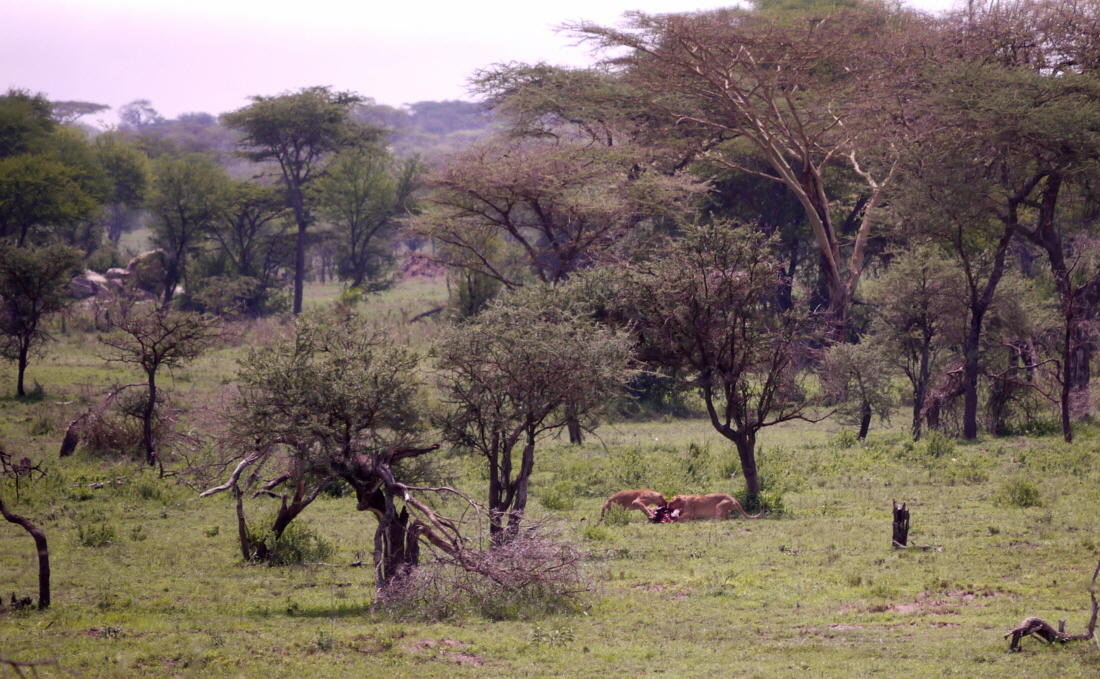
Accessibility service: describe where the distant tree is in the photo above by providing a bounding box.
[821,342,894,441]
[861,247,966,439]
[202,181,292,314]
[222,87,372,314]
[146,153,229,306]
[435,284,634,543]
[316,145,421,290]
[175,112,216,126]
[0,241,83,396]
[97,297,223,467]
[413,136,698,288]
[0,89,55,158]
[94,133,149,244]
[604,222,818,502]
[406,100,487,136]
[118,99,165,130]
[0,155,102,246]
[49,100,110,126]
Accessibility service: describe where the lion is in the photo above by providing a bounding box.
[599,489,667,522]
[666,493,761,520]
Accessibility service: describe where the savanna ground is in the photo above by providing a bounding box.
[2,276,1099,678]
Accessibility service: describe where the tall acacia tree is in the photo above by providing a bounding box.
[222,87,372,314]
[604,222,818,502]
[572,2,925,333]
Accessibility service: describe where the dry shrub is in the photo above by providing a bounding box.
[79,389,176,460]
[374,523,597,621]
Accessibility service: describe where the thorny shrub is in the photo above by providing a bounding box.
[374,523,597,621]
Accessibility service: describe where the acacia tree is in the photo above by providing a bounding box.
[940,0,1100,440]
[98,297,223,467]
[203,181,293,314]
[605,222,818,502]
[0,242,83,396]
[222,87,371,314]
[316,145,421,290]
[572,3,924,332]
[412,135,698,289]
[434,284,634,543]
[212,308,444,586]
[861,247,966,440]
[146,153,229,306]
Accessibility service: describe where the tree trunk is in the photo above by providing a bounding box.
[0,497,50,609]
[142,374,157,466]
[732,431,760,502]
[857,398,872,441]
[505,436,537,542]
[16,342,28,398]
[891,500,910,548]
[912,335,933,441]
[566,417,583,445]
[235,486,251,561]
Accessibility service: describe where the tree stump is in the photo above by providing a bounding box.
[892,500,910,548]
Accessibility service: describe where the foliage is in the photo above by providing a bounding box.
[232,307,425,469]
[995,477,1044,508]
[434,283,635,541]
[244,517,334,565]
[315,145,421,291]
[601,221,819,498]
[0,241,83,396]
[222,86,375,314]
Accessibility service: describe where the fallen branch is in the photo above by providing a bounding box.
[1005,559,1100,651]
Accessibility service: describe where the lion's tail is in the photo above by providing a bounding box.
[736,504,762,520]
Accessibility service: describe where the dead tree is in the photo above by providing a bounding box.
[0,496,50,609]
[1005,559,1100,651]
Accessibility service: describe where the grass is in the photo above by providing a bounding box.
[2,279,1100,677]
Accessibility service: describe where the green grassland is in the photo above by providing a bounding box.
[2,280,1099,678]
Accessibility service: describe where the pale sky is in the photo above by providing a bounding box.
[2,0,958,126]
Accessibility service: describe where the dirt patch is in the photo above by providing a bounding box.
[445,652,484,666]
[889,589,999,615]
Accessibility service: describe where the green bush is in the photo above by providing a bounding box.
[539,484,578,511]
[996,478,1043,508]
[601,504,632,527]
[78,521,117,547]
[246,519,334,565]
[923,431,955,459]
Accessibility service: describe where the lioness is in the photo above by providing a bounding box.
[666,493,761,520]
[599,489,667,522]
